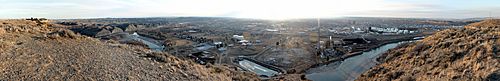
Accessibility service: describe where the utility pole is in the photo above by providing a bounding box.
[489,11,492,19]
[317,18,321,55]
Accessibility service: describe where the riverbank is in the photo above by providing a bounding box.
[267,35,425,80]
[305,40,417,81]
[304,36,420,73]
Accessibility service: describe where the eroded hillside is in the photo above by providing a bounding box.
[0,20,258,80]
[357,19,500,81]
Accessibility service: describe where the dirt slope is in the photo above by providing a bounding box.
[357,19,500,81]
[0,20,258,80]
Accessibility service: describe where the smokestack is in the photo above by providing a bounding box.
[317,18,321,52]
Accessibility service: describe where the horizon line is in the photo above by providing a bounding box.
[2,16,496,20]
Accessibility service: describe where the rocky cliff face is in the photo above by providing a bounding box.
[0,20,258,80]
[357,19,500,81]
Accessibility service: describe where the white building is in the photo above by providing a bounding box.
[233,35,244,40]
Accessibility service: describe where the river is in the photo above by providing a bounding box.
[130,32,165,51]
[305,41,414,81]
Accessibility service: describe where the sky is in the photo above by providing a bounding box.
[1,0,500,19]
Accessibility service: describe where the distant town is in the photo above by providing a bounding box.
[55,17,478,79]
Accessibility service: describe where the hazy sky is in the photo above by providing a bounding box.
[1,0,499,19]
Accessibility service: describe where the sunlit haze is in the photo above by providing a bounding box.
[1,0,500,19]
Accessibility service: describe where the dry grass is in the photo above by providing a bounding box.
[0,20,259,80]
[358,19,500,81]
